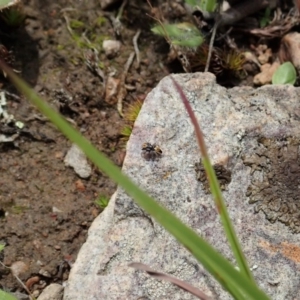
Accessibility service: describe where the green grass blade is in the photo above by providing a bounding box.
[0,290,17,300]
[170,76,255,282]
[1,63,270,300]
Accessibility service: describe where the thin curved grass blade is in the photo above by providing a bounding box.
[129,262,213,300]
[170,76,255,283]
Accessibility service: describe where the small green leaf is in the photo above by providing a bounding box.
[272,62,297,85]
[151,24,185,39]
[0,243,5,252]
[199,0,216,12]
[184,0,199,6]
[151,23,204,48]
[172,36,203,48]
[0,290,18,300]
[184,0,216,12]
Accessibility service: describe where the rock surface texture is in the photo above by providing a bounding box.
[38,283,64,300]
[64,73,300,300]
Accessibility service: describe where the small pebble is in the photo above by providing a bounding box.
[33,239,42,250]
[39,268,51,278]
[103,40,121,58]
[37,283,64,300]
[64,144,92,179]
[52,206,63,213]
[31,290,40,298]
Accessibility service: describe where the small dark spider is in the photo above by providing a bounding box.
[141,142,162,161]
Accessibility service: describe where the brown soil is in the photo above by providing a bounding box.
[0,0,169,296]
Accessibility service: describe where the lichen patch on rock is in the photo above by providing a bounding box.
[243,136,300,233]
[195,160,232,194]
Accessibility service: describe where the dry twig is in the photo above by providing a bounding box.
[232,6,300,38]
[205,23,218,72]
[103,0,128,38]
[84,48,105,83]
[0,261,35,300]
[129,262,214,300]
[133,29,141,68]
[117,52,135,116]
